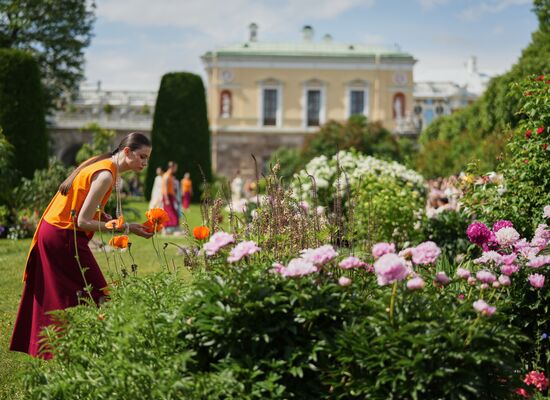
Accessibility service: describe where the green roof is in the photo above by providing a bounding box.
[204,41,413,59]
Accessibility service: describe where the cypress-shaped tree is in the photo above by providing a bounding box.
[146,72,211,203]
[0,49,47,179]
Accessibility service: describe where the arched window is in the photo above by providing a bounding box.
[392,92,406,119]
[220,90,232,118]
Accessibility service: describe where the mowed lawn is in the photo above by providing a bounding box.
[0,200,205,398]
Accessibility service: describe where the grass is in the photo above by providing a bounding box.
[0,200,206,398]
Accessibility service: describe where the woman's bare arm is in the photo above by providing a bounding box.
[77,170,115,232]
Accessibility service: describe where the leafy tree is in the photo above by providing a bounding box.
[75,123,115,164]
[416,0,550,177]
[146,72,211,202]
[0,48,47,179]
[0,0,96,109]
[0,127,16,207]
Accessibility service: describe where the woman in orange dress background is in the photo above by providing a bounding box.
[162,161,179,228]
[10,132,153,358]
[181,172,193,211]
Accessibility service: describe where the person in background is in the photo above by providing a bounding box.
[149,167,164,209]
[181,172,193,211]
[173,163,183,220]
[162,161,179,231]
[10,132,153,359]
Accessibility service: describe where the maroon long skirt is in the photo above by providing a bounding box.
[9,221,108,359]
[163,194,179,227]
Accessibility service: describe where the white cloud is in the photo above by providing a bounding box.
[96,0,374,41]
[418,0,450,10]
[458,0,531,21]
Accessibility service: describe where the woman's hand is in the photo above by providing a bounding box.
[129,223,154,239]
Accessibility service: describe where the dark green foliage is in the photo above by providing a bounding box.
[0,48,47,179]
[422,210,471,262]
[146,72,211,202]
[0,0,96,110]
[416,0,550,177]
[25,265,526,399]
[0,128,17,207]
[75,123,115,165]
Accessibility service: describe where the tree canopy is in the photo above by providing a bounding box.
[0,0,96,109]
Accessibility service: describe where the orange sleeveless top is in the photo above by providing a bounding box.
[182,178,192,193]
[162,171,174,196]
[23,158,116,281]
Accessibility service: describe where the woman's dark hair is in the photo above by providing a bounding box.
[59,132,151,196]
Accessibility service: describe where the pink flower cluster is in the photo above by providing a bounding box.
[301,245,338,266]
[492,219,514,232]
[473,299,496,316]
[544,205,550,219]
[374,253,409,286]
[411,241,441,265]
[524,370,549,392]
[372,242,395,259]
[466,221,493,248]
[338,256,367,270]
[227,241,260,263]
[274,258,317,277]
[203,231,235,256]
[495,227,520,247]
[528,273,545,288]
[406,277,425,290]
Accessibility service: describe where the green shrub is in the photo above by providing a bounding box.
[0,127,17,208]
[0,49,47,180]
[146,72,211,202]
[292,150,426,246]
[75,123,116,165]
[461,75,550,238]
[421,209,471,262]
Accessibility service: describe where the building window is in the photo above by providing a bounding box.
[262,88,278,126]
[220,90,232,118]
[392,92,405,119]
[350,90,365,116]
[307,89,321,126]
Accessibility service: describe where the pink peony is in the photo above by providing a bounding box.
[227,241,260,263]
[407,277,425,290]
[271,262,285,274]
[456,268,471,279]
[474,251,503,265]
[467,276,477,285]
[372,242,396,259]
[338,256,367,270]
[467,222,492,247]
[398,247,414,260]
[435,271,450,285]
[298,200,310,214]
[495,227,520,247]
[473,299,496,316]
[520,246,540,260]
[528,273,545,288]
[374,253,409,286]
[203,231,235,256]
[501,253,517,265]
[544,206,550,219]
[476,270,497,284]
[282,258,317,277]
[480,283,489,290]
[412,241,441,265]
[527,255,550,268]
[338,276,352,287]
[492,219,514,232]
[498,275,511,286]
[524,370,549,391]
[300,245,338,266]
[500,264,520,276]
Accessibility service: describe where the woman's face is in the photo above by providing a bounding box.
[126,146,151,172]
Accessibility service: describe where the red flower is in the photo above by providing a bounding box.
[524,159,529,164]
[143,220,163,233]
[544,143,548,151]
[193,225,210,241]
[515,388,529,398]
[536,126,544,135]
[535,75,545,81]
[524,370,549,391]
[547,80,550,84]
[525,130,532,139]
[143,208,169,233]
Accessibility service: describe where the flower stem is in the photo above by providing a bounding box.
[389,281,398,324]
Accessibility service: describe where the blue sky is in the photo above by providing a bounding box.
[85,0,538,91]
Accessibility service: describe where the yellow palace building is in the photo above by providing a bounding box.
[202,24,416,178]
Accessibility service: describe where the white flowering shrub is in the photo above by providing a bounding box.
[291,150,427,245]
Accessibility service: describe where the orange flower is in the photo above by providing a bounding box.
[143,220,163,233]
[146,208,169,225]
[109,235,129,249]
[105,215,125,230]
[193,225,210,240]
